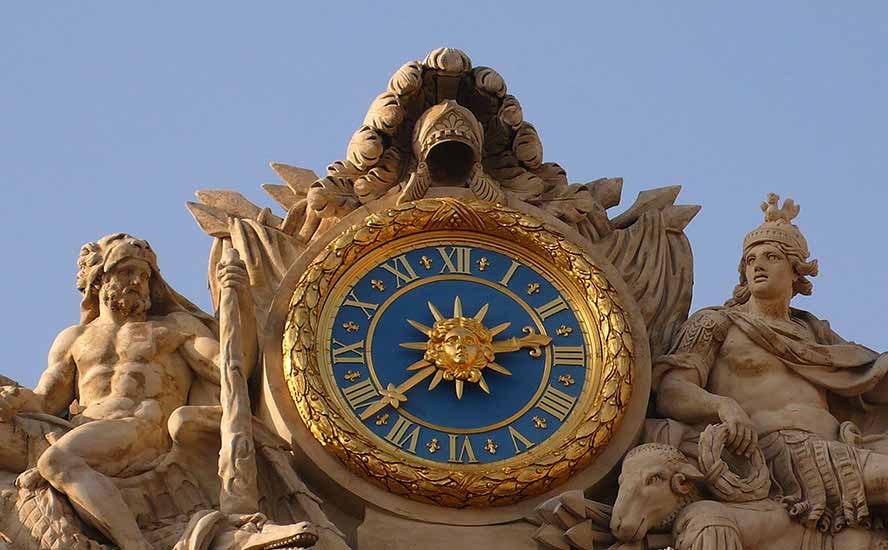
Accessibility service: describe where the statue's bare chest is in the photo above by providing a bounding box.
[73,320,186,387]
[715,327,789,378]
[76,322,178,361]
[714,319,815,380]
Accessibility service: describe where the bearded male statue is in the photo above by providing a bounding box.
[652,194,888,534]
[0,233,261,550]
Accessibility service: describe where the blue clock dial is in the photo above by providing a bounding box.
[324,240,590,465]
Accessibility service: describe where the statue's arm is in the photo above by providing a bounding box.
[174,313,222,386]
[32,325,81,416]
[215,254,257,378]
[653,310,726,422]
[657,369,724,424]
[654,310,757,455]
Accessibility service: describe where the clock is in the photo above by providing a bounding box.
[284,198,636,508]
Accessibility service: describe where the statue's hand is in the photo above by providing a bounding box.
[225,512,267,532]
[717,398,758,457]
[0,386,35,421]
[217,254,250,293]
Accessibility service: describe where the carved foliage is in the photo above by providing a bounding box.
[291,46,621,231]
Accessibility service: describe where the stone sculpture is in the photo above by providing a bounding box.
[609,433,887,549]
[533,194,888,549]
[0,234,345,550]
[654,194,888,527]
[4,46,885,550]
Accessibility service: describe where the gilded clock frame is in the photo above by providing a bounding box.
[283,198,635,508]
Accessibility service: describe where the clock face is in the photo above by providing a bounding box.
[284,198,637,508]
[321,235,593,466]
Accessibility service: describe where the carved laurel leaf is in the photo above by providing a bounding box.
[609,186,681,229]
[535,162,569,195]
[354,147,403,204]
[346,126,384,171]
[306,176,358,218]
[362,92,405,136]
[326,159,363,178]
[513,122,544,170]
[423,47,472,75]
[498,95,523,130]
[499,171,546,201]
[388,60,424,97]
[473,66,507,97]
[540,184,596,224]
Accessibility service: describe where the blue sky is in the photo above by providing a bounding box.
[1,2,886,386]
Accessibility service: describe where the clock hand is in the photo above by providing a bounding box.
[359,365,437,421]
[491,326,552,358]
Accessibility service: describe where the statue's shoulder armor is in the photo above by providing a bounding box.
[673,308,731,354]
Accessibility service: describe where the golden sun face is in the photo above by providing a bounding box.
[400,296,550,399]
[443,326,481,368]
[427,314,500,385]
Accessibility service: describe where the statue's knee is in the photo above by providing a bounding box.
[36,445,76,484]
[167,407,187,444]
[168,406,221,447]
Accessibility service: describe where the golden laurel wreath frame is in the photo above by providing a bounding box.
[283,198,635,508]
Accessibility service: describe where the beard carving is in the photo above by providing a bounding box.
[99,279,151,318]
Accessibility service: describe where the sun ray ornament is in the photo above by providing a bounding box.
[400,296,552,399]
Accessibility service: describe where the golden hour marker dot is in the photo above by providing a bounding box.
[342,321,360,333]
[556,324,573,337]
[558,374,576,387]
[527,282,541,295]
[371,279,385,292]
[426,438,440,453]
[532,416,548,429]
[375,413,390,426]
[419,255,433,269]
[344,370,361,382]
[477,257,490,271]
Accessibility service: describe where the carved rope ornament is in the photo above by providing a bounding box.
[283,198,635,507]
